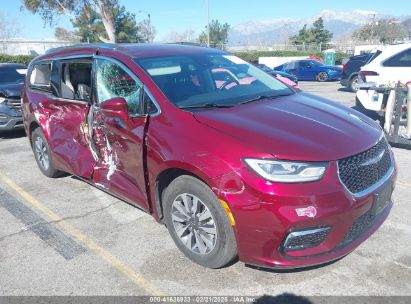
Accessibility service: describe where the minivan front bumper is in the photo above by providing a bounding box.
[218,157,396,269]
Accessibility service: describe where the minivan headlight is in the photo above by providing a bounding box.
[0,97,6,103]
[243,159,328,183]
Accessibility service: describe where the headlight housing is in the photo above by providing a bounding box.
[243,158,328,183]
[0,97,6,104]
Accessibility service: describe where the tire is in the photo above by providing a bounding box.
[163,175,237,268]
[316,72,328,82]
[348,75,359,92]
[31,128,64,178]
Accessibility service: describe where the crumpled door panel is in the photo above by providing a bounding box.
[46,100,96,178]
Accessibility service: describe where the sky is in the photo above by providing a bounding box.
[1,0,410,41]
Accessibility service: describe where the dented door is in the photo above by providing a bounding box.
[46,60,96,178]
[91,57,150,211]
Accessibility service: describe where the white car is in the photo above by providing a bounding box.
[357,43,411,111]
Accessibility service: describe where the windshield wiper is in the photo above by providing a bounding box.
[239,93,292,105]
[178,103,233,109]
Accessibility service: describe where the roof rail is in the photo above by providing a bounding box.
[45,43,117,54]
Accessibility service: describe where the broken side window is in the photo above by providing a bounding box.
[95,59,142,117]
[29,63,52,91]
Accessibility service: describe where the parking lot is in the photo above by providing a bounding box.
[0,81,410,298]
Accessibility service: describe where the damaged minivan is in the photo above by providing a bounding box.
[22,44,396,270]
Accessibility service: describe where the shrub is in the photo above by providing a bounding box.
[0,54,36,65]
[234,50,346,65]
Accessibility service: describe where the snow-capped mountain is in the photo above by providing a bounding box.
[228,9,404,45]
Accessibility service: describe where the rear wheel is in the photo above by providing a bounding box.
[349,75,359,92]
[31,128,64,178]
[163,175,237,268]
[316,72,328,82]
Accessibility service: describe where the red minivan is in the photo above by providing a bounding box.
[22,44,396,269]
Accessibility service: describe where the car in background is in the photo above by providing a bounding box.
[356,43,411,115]
[256,64,298,86]
[275,59,342,82]
[0,63,27,132]
[340,53,374,92]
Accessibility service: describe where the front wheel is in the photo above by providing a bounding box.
[316,72,328,82]
[163,175,237,268]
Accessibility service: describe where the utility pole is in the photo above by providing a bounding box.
[206,0,210,47]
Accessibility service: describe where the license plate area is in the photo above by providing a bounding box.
[372,181,394,216]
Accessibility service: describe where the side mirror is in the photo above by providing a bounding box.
[100,97,130,123]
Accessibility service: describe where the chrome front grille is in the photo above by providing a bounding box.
[337,137,391,194]
[6,97,22,111]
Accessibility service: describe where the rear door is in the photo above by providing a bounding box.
[31,59,96,177]
[91,57,151,211]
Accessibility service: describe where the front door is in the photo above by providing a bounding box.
[91,57,150,211]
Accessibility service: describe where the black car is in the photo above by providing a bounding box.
[0,63,26,132]
[340,53,374,92]
[256,64,298,84]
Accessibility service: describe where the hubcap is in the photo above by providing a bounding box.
[34,137,49,171]
[171,193,217,254]
[318,72,327,81]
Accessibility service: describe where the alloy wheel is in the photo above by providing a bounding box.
[317,72,328,82]
[34,136,50,171]
[171,193,217,255]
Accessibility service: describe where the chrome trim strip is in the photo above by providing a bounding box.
[283,227,331,250]
[337,135,395,198]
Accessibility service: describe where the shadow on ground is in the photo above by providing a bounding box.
[0,129,26,140]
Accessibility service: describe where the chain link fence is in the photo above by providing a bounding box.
[0,40,73,56]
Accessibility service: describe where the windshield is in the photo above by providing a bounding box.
[0,67,26,85]
[135,53,293,109]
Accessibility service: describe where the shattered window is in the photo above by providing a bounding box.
[96,59,142,116]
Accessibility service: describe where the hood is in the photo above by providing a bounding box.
[0,83,23,98]
[194,92,382,161]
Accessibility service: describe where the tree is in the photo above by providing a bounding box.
[352,19,406,44]
[71,1,143,43]
[162,29,198,43]
[401,18,411,40]
[199,19,230,47]
[311,18,333,46]
[22,0,117,42]
[0,12,20,39]
[290,24,314,45]
[290,18,332,50]
[54,27,79,42]
[138,19,157,43]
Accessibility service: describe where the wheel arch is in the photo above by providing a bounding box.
[153,166,215,223]
[28,121,41,143]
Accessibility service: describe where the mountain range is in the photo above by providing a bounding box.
[228,9,410,45]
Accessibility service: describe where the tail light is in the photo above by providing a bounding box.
[359,70,379,82]
[342,64,346,71]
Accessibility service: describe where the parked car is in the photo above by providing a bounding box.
[256,64,298,85]
[356,43,411,123]
[0,63,27,132]
[340,53,374,92]
[275,59,342,82]
[23,44,396,270]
